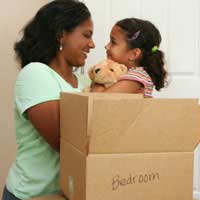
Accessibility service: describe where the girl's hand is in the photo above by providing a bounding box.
[91,83,105,92]
[92,80,143,93]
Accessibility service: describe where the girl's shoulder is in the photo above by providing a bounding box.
[128,66,150,79]
[128,66,146,72]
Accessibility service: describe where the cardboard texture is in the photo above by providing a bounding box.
[60,92,200,200]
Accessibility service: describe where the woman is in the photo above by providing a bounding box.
[2,0,95,199]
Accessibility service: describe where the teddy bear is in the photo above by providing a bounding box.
[84,59,128,92]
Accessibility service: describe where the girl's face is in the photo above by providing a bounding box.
[60,17,95,67]
[105,25,132,66]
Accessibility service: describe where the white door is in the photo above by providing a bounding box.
[83,0,200,198]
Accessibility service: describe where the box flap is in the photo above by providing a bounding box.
[60,93,200,153]
[60,139,86,200]
[88,97,200,153]
[60,93,89,153]
[60,92,142,154]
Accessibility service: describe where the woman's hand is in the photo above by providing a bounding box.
[91,83,105,92]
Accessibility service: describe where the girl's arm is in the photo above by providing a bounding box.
[27,100,60,152]
[91,80,143,93]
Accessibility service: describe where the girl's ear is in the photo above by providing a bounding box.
[128,48,142,60]
[133,48,143,60]
[88,67,95,80]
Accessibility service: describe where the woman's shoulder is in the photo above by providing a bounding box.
[128,67,151,79]
[17,62,53,80]
[15,62,63,93]
[19,62,50,74]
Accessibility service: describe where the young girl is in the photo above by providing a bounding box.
[92,18,167,97]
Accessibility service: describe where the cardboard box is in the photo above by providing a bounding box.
[60,92,200,200]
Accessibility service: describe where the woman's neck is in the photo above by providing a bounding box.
[49,58,78,88]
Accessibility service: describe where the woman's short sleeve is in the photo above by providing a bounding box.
[15,63,61,115]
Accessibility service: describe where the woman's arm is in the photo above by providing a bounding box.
[91,80,143,93]
[27,100,60,152]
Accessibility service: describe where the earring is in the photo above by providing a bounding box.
[59,44,63,51]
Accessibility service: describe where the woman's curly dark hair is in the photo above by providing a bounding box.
[15,0,91,68]
[116,18,168,91]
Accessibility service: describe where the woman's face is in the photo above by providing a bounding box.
[60,17,95,67]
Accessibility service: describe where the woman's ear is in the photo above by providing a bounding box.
[57,31,65,45]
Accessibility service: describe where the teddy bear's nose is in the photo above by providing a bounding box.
[95,68,101,74]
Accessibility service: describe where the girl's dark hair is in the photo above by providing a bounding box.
[15,0,91,68]
[116,18,167,91]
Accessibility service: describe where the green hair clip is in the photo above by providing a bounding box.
[152,45,159,53]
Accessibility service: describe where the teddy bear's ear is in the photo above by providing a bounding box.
[88,67,95,80]
[120,64,128,73]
